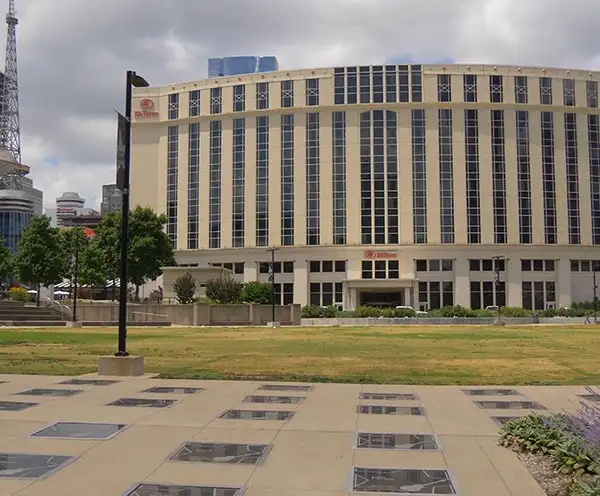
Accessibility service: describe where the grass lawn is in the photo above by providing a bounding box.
[0,325,599,385]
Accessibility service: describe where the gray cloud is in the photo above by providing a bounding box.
[9,0,600,209]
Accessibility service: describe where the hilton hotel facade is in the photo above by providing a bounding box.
[130,63,600,311]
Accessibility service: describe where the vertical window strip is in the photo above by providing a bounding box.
[489,75,503,103]
[515,76,528,104]
[166,125,179,247]
[491,110,507,243]
[412,109,427,243]
[372,66,384,103]
[465,109,481,243]
[347,67,358,104]
[334,68,345,105]
[281,80,294,108]
[306,78,319,106]
[232,118,245,248]
[306,113,320,245]
[210,87,222,114]
[516,111,533,243]
[188,90,200,117]
[540,77,553,105]
[209,120,222,248]
[563,79,576,106]
[281,114,295,246]
[565,113,580,244]
[373,110,386,244]
[187,123,200,249]
[168,93,179,120]
[463,74,478,102]
[256,116,269,246]
[410,65,422,102]
[332,111,347,245]
[541,111,557,244]
[589,114,600,244]
[398,65,409,103]
[437,74,451,102]
[386,110,399,244]
[233,84,245,112]
[586,80,598,108]
[385,65,397,103]
[360,111,372,244]
[439,109,455,243]
[256,82,269,110]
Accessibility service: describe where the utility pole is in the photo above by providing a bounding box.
[266,248,279,327]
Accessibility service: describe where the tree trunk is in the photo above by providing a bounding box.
[36,283,40,307]
[135,284,140,302]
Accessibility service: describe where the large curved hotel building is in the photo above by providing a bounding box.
[131,63,600,311]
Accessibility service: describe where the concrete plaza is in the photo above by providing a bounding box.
[0,373,592,495]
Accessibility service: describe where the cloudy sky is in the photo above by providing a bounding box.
[12,0,600,210]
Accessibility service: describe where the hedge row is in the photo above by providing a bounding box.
[301,303,599,319]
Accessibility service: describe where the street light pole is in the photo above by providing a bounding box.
[492,256,505,326]
[116,70,149,357]
[72,242,78,323]
[593,262,598,324]
[266,248,279,326]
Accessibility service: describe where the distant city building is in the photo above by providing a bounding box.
[21,176,42,216]
[46,192,99,228]
[0,150,35,252]
[208,56,279,77]
[100,184,122,215]
[59,213,103,229]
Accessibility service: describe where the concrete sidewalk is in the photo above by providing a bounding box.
[0,374,591,495]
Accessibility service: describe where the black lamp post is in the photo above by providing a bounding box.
[593,262,598,324]
[116,70,149,357]
[266,248,279,324]
[492,255,505,325]
[71,246,78,322]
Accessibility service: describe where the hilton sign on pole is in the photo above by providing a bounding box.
[134,98,159,118]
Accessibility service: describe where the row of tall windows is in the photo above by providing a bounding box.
[360,110,399,245]
[281,115,295,246]
[187,123,200,250]
[168,76,600,123]
[334,65,422,105]
[232,118,245,248]
[178,110,600,249]
[432,75,599,107]
[166,125,179,247]
[306,113,320,245]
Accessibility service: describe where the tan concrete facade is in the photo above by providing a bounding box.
[130,63,600,310]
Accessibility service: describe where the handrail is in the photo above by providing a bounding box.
[42,296,73,320]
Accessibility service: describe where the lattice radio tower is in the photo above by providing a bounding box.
[0,0,21,165]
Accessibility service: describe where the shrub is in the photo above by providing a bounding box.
[500,306,533,317]
[205,277,243,304]
[301,305,338,318]
[472,308,496,317]
[173,272,196,304]
[194,297,213,305]
[242,281,272,304]
[353,306,383,318]
[8,286,30,302]
[428,305,475,318]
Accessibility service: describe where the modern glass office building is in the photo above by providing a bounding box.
[208,56,279,78]
[130,63,600,310]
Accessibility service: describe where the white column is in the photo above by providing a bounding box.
[454,258,470,307]
[557,258,571,308]
[507,258,522,308]
[244,264,257,284]
[294,260,308,307]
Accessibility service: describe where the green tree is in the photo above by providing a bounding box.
[173,271,196,304]
[242,281,272,304]
[15,216,64,305]
[205,277,243,304]
[94,212,121,298]
[0,236,14,285]
[79,239,110,289]
[94,207,176,301]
